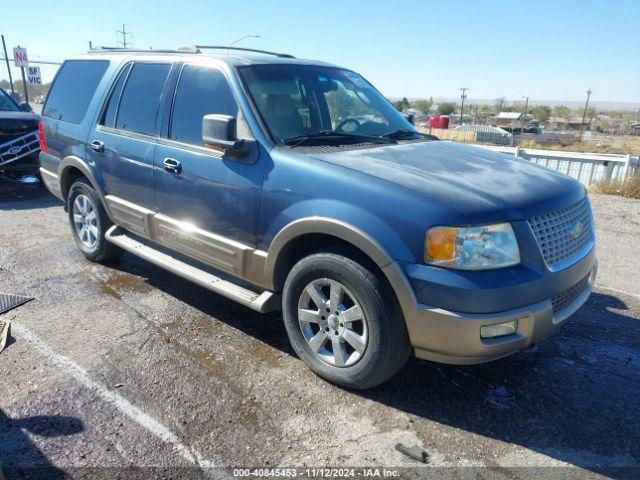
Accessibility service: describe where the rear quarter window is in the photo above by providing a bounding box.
[43,60,109,124]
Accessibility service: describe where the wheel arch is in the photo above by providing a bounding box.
[59,156,109,214]
[267,217,395,291]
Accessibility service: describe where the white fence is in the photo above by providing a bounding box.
[477,145,640,187]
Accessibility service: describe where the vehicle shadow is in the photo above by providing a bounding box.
[0,408,83,479]
[0,177,61,211]
[362,291,639,478]
[106,255,639,477]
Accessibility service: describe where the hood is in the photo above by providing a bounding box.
[0,112,39,145]
[307,140,585,222]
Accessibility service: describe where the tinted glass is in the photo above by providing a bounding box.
[43,60,109,123]
[170,66,238,145]
[116,63,171,135]
[102,63,132,127]
[0,89,19,112]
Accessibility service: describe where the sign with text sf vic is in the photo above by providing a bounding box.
[27,66,42,84]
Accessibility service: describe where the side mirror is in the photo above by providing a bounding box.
[19,102,32,112]
[203,114,250,155]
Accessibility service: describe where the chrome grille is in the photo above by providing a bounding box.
[528,197,594,270]
[0,131,40,167]
[551,275,589,313]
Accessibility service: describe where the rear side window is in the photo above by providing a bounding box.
[101,63,132,127]
[115,63,171,135]
[43,60,109,123]
[170,65,238,145]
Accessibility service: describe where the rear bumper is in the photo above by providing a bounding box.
[385,258,597,365]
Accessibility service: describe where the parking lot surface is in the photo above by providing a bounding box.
[0,178,639,479]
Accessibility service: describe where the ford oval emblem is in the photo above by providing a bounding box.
[8,145,23,155]
[568,220,584,239]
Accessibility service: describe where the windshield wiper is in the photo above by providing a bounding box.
[281,130,396,148]
[381,129,426,140]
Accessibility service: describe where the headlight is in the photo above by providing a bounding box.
[425,223,520,270]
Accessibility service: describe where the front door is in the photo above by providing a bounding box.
[153,64,265,275]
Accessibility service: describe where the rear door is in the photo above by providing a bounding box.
[152,63,265,273]
[86,61,173,237]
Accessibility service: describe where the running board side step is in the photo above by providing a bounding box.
[105,226,280,313]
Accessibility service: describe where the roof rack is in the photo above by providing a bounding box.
[87,45,295,59]
[88,46,198,54]
[193,45,295,58]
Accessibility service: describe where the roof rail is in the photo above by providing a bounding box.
[88,46,198,54]
[87,45,295,58]
[194,45,295,58]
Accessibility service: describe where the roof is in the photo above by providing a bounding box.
[78,46,337,68]
[496,112,522,120]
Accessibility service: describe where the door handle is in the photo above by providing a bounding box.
[163,157,182,174]
[90,140,104,153]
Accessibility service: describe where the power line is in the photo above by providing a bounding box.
[117,24,132,49]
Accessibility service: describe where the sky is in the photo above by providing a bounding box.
[1,0,639,105]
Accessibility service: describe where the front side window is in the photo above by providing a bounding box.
[115,63,171,135]
[0,89,19,112]
[239,64,413,144]
[43,60,109,123]
[170,65,238,145]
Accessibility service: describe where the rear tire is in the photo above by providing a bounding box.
[282,250,411,389]
[67,178,123,263]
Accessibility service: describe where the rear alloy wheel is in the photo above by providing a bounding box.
[72,194,99,249]
[67,178,123,263]
[283,250,411,389]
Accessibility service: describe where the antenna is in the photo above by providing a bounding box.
[226,34,261,55]
[117,24,132,49]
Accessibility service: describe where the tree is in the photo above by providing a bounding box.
[495,96,507,113]
[553,105,571,118]
[437,102,457,115]
[392,97,410,112]
[532,105,551,122]
[411,98,433,114]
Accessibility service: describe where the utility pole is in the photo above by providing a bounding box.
[459,87,468,125]
[117,24,132,48]
[1,35,14,93]
[521,96,529,133]
[578,89,592,141]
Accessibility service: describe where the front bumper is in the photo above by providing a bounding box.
[384,257,597,365]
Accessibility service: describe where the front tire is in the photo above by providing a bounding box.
[67,178,123,263]
[282,250,411,389]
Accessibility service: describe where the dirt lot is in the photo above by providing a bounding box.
[0,178,639,479]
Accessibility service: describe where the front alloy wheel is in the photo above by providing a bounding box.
[298,278,368,367]
[282,249,411,389]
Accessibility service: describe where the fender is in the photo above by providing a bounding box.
[58,156,113,218]
[265,217,395,278]
[264,216,416,314]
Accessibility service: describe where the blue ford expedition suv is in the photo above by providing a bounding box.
[39,46,597,388]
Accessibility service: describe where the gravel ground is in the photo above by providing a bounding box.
[0,178,639,479]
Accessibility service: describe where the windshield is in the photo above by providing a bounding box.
[0,89,20,112]
[238,64,414,144]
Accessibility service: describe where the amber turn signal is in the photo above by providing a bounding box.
[426,227,458,261]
